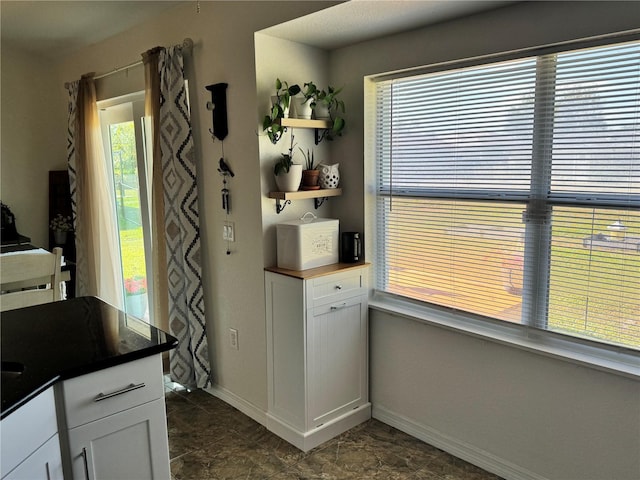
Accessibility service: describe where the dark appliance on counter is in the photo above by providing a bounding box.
[341,232,362,263]
[1,203,18,241]
[1,202,30,246]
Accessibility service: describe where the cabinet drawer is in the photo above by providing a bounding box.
[307,269,364,305]
[61,355,163,429]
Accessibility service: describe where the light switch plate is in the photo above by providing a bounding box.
[223,221,235,242]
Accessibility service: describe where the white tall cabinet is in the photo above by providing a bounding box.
[265,263,371,452]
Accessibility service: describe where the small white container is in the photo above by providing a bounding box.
[277,214,339,270]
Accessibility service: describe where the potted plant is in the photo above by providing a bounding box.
[50,213,73,245]
[299,147,320,190]
[274,78,300,117]
[263,78,301,144]
[274,134,302,192]
[313,85,346,140]
[292,81,318,119]
[124,275,148,318]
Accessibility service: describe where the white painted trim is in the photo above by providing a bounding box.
[267,403,372,452]
[204,385,267,427]
[372,404,548,480]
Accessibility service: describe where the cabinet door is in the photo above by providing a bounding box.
[265,271,306,430]
[67,398,170,480]
[3,434,63,480]
[306,294,367,428]
[1,387,58,478]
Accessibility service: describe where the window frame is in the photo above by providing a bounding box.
[366,31,640,376]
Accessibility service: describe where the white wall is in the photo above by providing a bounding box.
[371,311,640,480]
[255,33,333,268]
[1,43,67,247]
[327,2,640,479]
[24,0,338,418]
[3,2,638,479]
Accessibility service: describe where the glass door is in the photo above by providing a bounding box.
[98,93,153,323]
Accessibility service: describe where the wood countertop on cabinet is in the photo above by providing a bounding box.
[265,262,370,280]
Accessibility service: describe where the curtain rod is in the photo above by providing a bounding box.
[64,38,193,89]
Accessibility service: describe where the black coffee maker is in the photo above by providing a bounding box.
[341,232,362,263]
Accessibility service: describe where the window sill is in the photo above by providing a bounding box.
[369,292,640,380]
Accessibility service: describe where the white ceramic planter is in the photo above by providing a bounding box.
[275,164,303,192]
[313,103,330,120]
[292,96,313,119]
[125,293,148,319]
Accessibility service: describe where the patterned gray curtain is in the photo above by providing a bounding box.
[65,76,122,307]
[158,46,211,389]
[66,81,79,271]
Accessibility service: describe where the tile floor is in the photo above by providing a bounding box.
[165,385,503,480]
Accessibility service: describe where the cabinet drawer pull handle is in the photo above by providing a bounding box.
[81,448,90,480]
[335,284,342,290]
[331,302,347,310]
[45,462,51,480]
[94,382,145,402]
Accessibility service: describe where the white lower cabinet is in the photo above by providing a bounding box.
[66,398,169,480]
[1,387,63,480]
[3,434,63,480]
[307,296,368,427]
[265,264,371,452]
[58,354,170,480]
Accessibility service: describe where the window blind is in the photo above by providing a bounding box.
[375,40,639,350]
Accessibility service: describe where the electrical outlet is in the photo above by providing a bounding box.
[223,221,235,242]
[229,328,239,350]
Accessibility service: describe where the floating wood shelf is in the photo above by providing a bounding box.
[268,188,342,214]
[280,118,332,129]
[279,118,333,144]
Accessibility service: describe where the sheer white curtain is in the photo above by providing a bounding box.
[66,75,123,308]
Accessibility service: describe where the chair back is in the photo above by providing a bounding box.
[0,247,63,311]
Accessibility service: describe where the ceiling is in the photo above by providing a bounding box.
[0,1,184,60]
[1,0,511,60]
[261,0,511,50]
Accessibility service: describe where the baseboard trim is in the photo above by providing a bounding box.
[267,403,372,452]
[200,389,543,479]
[204,385,267,427]
[372,405,547,480]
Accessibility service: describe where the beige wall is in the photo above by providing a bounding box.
[255,33,333,268]
[1,43,67,247]
[2,1,338,416]
[326,2,640,479]
[370,311,640,480]
[2,2,638,479]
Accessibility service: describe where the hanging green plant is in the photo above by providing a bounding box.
[315,85,346,140]
[262,78,301,145]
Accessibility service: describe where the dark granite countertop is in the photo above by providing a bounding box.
[1,296,178,419]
